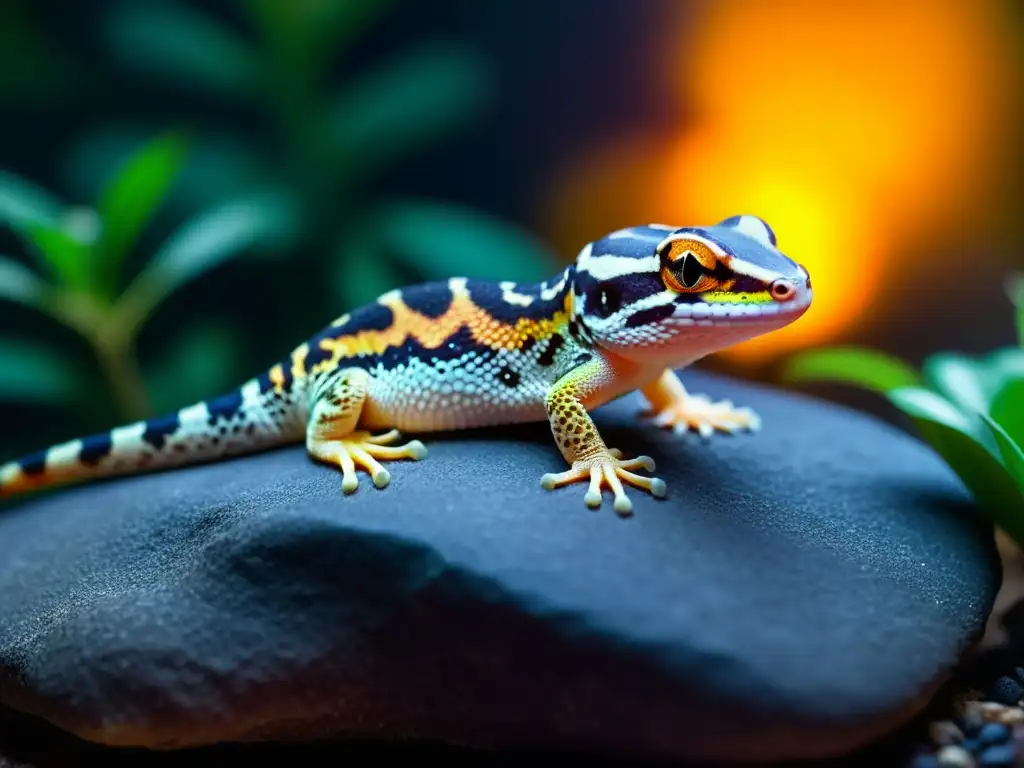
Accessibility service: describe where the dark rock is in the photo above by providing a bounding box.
[1015,667,1024,685]
[0,371,1002,763]
[977,743,1015,767]
[986,678,1024,707]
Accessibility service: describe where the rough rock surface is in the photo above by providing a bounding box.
[0,372,1001,762]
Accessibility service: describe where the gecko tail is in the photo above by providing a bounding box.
[0,375,305,501]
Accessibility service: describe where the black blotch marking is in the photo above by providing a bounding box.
[573,352,594,367]
[538,333,564,366]
[352,302,395,333]
[378,325,488,370]
[143,413,180,450]
[733,275,767,294]
[497,366,521,388]
[591,282,622,318]
[626,303,676,328]
[207,390,244,425]
[401,282,453,319]
[467,279,567,324]
[78,432,113,466]
[19,450,47,476]
[256,371,274,394]
[519,335,537,353]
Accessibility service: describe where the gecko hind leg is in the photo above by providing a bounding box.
[306,368,427,494]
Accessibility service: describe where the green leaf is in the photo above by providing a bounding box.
[241,0,391,70]
[145,321,245,414]
[0,169,64,232]
[980,412,1024,490]
[102,2,259,98]
[0,337,81,406]
[888,386,1024,538]
[63,126,273,214]
[779,346,922,394]
[370,199,556,282]
[23,221,92,289]
[94,130,190,295]
[117,191,301,330]
[921,352,998,415]
[334,230,401,311]
[328,42,491,179]
[0,254,48,310]
[990,377,1024,448]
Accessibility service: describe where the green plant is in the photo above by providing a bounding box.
[66,0,555,320]
[781,278,1024,545]
[0,132,298,422]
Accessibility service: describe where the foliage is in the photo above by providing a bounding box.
[781,280,1024,546]
[71,0,555,309]
[0,134,298,422]
[0,0,558,436]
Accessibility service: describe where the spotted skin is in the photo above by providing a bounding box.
[0,216,812,515]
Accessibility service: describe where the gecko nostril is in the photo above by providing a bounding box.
[770,280,795,302]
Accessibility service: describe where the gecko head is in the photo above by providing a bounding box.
[571,215,812,367]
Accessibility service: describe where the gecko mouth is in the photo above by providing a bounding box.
[669,292,813,326]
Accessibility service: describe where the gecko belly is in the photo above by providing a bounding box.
[358,354,550,433]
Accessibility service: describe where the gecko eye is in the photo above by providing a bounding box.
[679,251,705,288]
[592,283,621,318]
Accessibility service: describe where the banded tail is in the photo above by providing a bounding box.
[0,374,306,499]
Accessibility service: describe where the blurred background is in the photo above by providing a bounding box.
[0,0,1021,459]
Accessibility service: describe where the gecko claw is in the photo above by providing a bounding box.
[309,429,426,495]
[541,450,666,516]
[645,394,761,437]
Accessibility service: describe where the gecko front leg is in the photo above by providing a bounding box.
[640,369,761,438]
[540,357,666,516]
[306,367,427,493]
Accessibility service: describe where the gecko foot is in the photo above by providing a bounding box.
[643,394,761,438]
[309,429,427,494]
[540,450,666,517]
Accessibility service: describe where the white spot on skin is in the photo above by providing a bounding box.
[0,462,19,485]
[577,253,660,281]
[111,421,148,453]
[47,439,82,466]
[378,289,402,305]
[727,215,776,249]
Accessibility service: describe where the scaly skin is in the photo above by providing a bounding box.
[0,215,812,515]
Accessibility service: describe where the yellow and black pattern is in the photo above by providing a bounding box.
[0,215,813,514]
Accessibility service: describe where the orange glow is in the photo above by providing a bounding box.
[544,0,1020,365]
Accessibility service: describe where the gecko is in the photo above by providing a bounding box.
[0,215,811,516]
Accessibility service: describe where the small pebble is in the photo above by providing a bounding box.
[960,737,980,754]
[910,753,942,768]
[976,744,1014,767]
[931,720,966,746]
[957,708,986,737]
[966,701,1024,725]
[977,722,1011,747]
[936,744,975,767]
[984,677,1023,707]
[1014,667,1024,685]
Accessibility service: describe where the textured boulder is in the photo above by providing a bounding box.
[0,371,1001,763]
